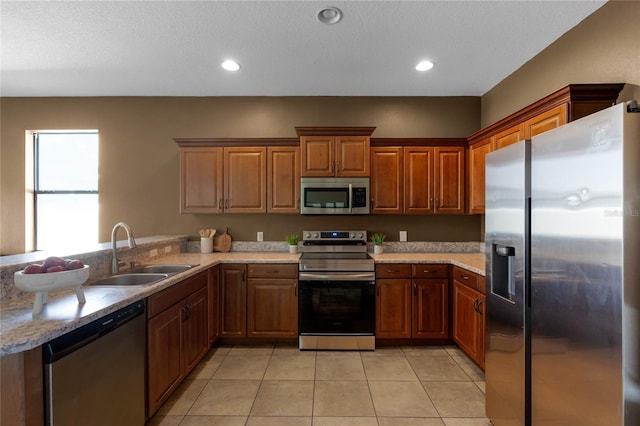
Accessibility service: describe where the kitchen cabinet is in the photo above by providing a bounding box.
[247,264,298,338]
[178,145,266,214]
[147,271,209,416]
[296,127,375,177]
[220,264,247,337]
[179,147,223,213]
[208,265,220,345]
[370,147,403,214]
[452,266,485,369]
[467,137,494,214]
[466,83,623,214]
[404,147,465,214]
[267,146,300,213]
[375,263,449,339]
[0,347,43,426]
[300,135,370,177]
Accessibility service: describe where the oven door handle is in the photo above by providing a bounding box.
[299,272,376,281]
[349,183,353,213]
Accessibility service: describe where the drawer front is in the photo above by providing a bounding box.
[248,263,298,279]
[452,266,480,291]
[375,263,412,278]
[412,264,449,279]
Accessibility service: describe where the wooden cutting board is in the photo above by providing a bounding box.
[214,228,232,252]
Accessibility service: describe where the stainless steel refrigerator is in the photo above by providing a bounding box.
[485,102,640,426]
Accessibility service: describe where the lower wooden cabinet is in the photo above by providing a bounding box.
[220,263,299,339]
[147,271,209,417]
[452,267,485,369]
[375,263,449,340]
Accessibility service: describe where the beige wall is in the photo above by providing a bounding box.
[1,96,480,255]
[482,0,640,127]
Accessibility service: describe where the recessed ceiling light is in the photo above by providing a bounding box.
[415,61,434,72]
[317,7,343,25]
[221,60,240,71]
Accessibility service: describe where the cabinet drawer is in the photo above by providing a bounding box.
[248,263,298,279]
[452,266,480,291]
[375,263,412,278]
[412,264,448,279]
[148,271,208,318]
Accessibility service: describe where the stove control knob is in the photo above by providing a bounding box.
[357,232,364,239]
[350,232,355,238]
[305,232,311,239]
[313,233,319,239]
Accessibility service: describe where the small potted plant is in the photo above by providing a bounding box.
[286,234,299,254]
[370,233,386,254]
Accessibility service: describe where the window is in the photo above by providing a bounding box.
[34,131,99,251]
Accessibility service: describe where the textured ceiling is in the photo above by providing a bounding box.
[1,0,606,97]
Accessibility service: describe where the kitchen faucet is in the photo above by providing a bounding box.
[111,222,137,274]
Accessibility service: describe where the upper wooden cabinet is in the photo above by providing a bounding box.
[296,127,375,177]
[176,139,298,214]
[404,146,465,214]
[267,146,300,213]
[180,147,224,213]
[370,147,403,214]
[466,83,623,214]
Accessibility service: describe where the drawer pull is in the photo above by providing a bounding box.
[269,270,280,274]
[462,275,469,280]
[423,270,431,273]
[387,269,400,273]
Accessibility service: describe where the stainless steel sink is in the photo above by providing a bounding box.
[88,273,169,286]
[129,264,195,274]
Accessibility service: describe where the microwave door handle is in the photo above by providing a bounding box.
[348,183,353,213]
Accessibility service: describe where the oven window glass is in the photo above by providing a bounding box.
[299,281,375,334]
[304,188,349,209]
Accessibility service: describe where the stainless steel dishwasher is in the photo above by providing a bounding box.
[43,300,146,425]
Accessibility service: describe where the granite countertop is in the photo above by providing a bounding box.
[0,251,484,356]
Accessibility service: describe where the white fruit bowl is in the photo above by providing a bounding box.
[14,265,90,315]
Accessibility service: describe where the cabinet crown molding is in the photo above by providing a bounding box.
[295,126,376,137]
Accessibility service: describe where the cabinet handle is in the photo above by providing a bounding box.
[184,305,192,320]
[336,161,341,171]
[387,269,400,273]
[331,162,335,172]
[477,300,484,315]
[462,275,469,280]
[423,270,431,274]
[436,198,440,208]
[242,269,246,282]
[218,199,222,210]
[294,283,297,296]
[269,270,280,274]
[225,199,229,209]
[473,299,480,313]
[413,282,417,296]
[181,306,188,321]
[430,198,434,208]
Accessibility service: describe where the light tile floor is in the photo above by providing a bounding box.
[149,344,491,426]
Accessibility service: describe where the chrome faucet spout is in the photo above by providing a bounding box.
[111,222,136,274]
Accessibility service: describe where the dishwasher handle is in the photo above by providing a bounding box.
[43,300,145,364]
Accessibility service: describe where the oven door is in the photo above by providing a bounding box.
[298,276,375,335]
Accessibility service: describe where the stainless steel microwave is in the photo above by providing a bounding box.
[300,177,370,215]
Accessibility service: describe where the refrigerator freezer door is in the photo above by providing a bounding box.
[485,140,530,426]
[530,104,627,425]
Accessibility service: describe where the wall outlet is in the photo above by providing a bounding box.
[164,246,172,253]
[257,231,263,242]
[149,249,158,257]
[399,231,408,242]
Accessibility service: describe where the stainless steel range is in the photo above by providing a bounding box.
[298,230,376,350]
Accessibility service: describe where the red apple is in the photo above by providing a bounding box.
[43,256,66,269]
[46,265,65,273]
[64,260,84,270]
[23,264,45,274]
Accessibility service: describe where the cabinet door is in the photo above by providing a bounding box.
[180,147,223,213]
[404,147,434,214]
[467,137,494,214]
[494,123,525,150]
[413,279,449,339]
[220,264,247,337]
[434,146,465,214]
[247,279,298,338]
[224,147,266,213]
[208,266,219,345]
[267,146,300,213]
[370,147,403,214]
[453,281,482,361]
[524,104,568,139]
[335,136,370,177]
[183,286,209,373]
[147,304,183,414]
[376,278,412,338]
[300,136,334,176]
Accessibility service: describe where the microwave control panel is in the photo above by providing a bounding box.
[352,188,367,207]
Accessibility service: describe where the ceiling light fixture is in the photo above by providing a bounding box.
[221,60,240,71]
[415,60,434,72]
[317,7,343,25]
